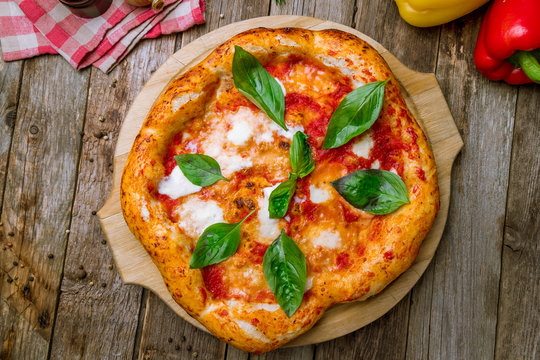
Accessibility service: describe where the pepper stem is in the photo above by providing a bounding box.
[508,50,540,84]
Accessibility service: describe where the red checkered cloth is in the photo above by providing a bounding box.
[0,0,205,72]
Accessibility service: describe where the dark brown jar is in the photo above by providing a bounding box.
[59,0,113,18]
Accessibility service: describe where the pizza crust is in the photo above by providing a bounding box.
[121,28,439,353]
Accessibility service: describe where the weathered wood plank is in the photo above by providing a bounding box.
[354,0,440,73]
[135,1,273,358]
[138,292,226,360]
[0,55,90,359]
[315,298,410,360]
[495,85,540,360]
[0,57,24,360]
[407,12,516,359]
[48,35,177,360]
[404,261,434,360]
[0,58,23,210]
[302,0,355,25]
[268,0,306,15]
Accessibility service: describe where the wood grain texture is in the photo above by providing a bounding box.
[354,0,440,73]
[315,297,410,360]
[495,85,540,360]
[406,11,516,359]
[137,292,226,360]
[0,56,89,359]
[48,36,178,360]
[97,15,462,351]
[0,59,22,212]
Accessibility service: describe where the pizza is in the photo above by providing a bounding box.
[121,27,439,353]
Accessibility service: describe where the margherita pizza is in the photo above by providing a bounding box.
[121,27,439,353]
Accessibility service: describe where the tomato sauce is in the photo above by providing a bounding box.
[340,202,360,223]
[201,264,228,300]
[156,193,181,222]
[249,243,269,265]
[336,252,351,269]
[369,121,409,176]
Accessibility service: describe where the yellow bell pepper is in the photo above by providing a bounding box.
[394,0,490,27]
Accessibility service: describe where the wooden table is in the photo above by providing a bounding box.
[1,1,538,359]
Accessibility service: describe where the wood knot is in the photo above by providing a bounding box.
[29,125,39,135]
[38,311,50,328]
[76,269,87,280]
[5,108,17,129]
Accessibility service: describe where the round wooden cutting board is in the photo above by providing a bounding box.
[98,15,463,347]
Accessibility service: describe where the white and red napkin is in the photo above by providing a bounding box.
[0,0,205,72]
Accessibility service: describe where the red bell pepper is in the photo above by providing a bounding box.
[474,0,540,85]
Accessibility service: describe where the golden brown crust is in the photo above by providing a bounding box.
[121,28,439,353]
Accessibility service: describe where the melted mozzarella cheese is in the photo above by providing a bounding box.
[352,133,374,158]
[234,320,270,343]
[309,185,331,204]
[276,124,304,140]
[200,303,219,318]
[175,198,224,237]
[277,37,300,47]
[305,276,313,291]
[312,230,342,249]
[171,92,200,113]
[371,160,380,169]
[316,55,364,89]
[141,199,150,222]
[199,107,306,177]
[216,154,253,177]
[251,303,280,312]
[224,108,255,146]
[258,184,281,240]
[200,123,252,177]
[158,166,202,199]
[227,117,253,146]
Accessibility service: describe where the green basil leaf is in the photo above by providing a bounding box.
[268,175,297,219]
[322,79,389,149]
[232,45,286,130]
[190,210,255,269]
[175,154,228,187]
[290,131,315,178]
[331,169,409,215]
[263,230,307,317]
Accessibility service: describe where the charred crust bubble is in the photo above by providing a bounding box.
[234,198,245,209]
[245,199,256,210]
[279,141,290,150]
[234,198,256,210]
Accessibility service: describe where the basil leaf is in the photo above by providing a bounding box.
[175,154,228,187]
[290,131,315,178]
[331,169,409,215]
[232,45,286,130]
[322,79,389,149]
[268,175,297,219]
[190,210,255,269]
[263,230,307,317]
